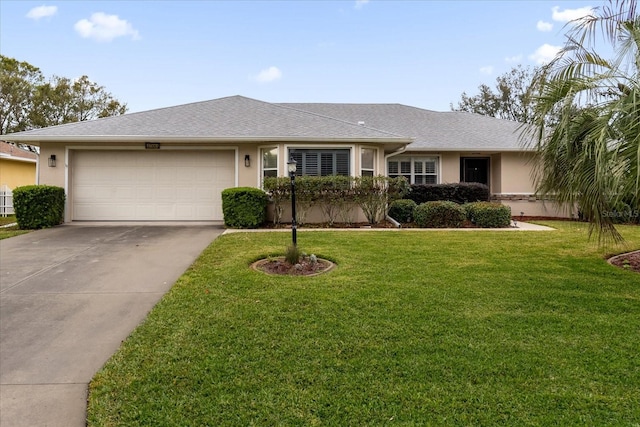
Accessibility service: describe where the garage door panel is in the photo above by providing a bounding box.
[72,150,235,221]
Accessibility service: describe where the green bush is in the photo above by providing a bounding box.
[465,202,512,228]
[388,199,417,223]
[263,177,291,225]
[221,187,268,228]
[13,185,65,229]
[353,175,410,224]
[408,183,490,204]
[414,201,465,228]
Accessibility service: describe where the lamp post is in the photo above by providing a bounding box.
[287,158,297,246]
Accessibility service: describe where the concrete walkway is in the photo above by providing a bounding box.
[223,221,555,234]
[0,224,223,427]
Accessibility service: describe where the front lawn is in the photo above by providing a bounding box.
[88,223,640,426]
[0,216,30,239]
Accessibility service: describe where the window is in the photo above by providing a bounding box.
[388,156,438,184]
[361,148,375,176]
[288,149,350,176]
[262,147,278,179]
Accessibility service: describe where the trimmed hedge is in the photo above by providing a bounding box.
[414,201,465,228]
[388,199,417,223]
[465,201,511,228]
[13,185,65,229]
[408,183,490,205]
[221,187,268,228]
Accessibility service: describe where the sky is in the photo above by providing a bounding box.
[0,0,600,114]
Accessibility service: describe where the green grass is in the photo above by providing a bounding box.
[0,215,16,226]
[88,223,640,426]
[0,216,30,239]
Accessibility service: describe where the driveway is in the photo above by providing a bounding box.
[0,224,224,427]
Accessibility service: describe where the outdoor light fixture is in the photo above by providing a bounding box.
[244,154,251,167]
[287,158,297,176]
[288,158,298,246]
[48,155,56,167]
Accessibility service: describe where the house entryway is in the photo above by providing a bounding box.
[460,157,489,185]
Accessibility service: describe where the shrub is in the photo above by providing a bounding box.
[353,176,410,224]
[388,199,417,223]
[13,185,65,229]
[414,201,465,228]
[263,177,290,225]
[605,199,640,224]
[284,244,301,265]
[409,183,490,205]
[465,201,511,228]
[221,187,268,228]
[316,175,353,226]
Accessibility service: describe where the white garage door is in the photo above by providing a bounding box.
[72,150,235,221]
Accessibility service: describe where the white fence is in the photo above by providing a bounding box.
[0,185,14,216]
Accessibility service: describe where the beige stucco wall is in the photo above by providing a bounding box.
[37,141,394,191]
[498,152,536,194]
[491,153,502,193]
[35,141,395,222]
[38,144,66,188]
[499,199,576,218]
[0,159,37,189]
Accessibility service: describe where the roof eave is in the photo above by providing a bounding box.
[405,147,534,152]
[0,155,38,163]
[2,135,413,145]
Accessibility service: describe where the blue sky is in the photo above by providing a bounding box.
[1,0,598,114]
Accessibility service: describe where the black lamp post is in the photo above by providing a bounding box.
[287,158,297,246]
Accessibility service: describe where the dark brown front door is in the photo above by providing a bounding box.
[460,157,489,185]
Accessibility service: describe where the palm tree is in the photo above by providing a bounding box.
[526,0,639,244]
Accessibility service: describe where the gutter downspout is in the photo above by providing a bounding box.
[384,144,410,228]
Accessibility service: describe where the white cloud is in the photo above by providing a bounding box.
[253,66,282,83]
[74,12,140,42]
[529,43,562,65]
[505,54,523,63]
[355,0,370,9]
[479,66,494,75]
[26,5,58,20]
[551,6,594,22]
[537,20,553,32]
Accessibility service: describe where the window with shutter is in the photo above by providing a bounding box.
[288,149,351,176]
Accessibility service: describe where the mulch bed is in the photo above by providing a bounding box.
[251,257,335,276]
[609,250,640,273]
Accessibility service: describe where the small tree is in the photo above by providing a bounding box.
[353,176,409,224]
[317,175,352,226]
[263,177,290,225]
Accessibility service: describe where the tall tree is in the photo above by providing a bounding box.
[0,55,127,134]
[30,75,127,127]
[452,65,538,123]
[526,0,639,243]
[0,56,43,134]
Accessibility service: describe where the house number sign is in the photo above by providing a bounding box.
[145,142,161,149]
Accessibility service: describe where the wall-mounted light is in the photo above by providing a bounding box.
[48,154,56,167]
[244,154,251,167]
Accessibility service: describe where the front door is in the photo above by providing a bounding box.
[460,157,489,185]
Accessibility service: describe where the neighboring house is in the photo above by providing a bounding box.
[3,95,569,223]
[0,141,38,216]
[0,141,38,190]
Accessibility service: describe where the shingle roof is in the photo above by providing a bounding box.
[0,141,37,161]
[281,103,532,151]
[5,96,408,143]
[5,95,532,151]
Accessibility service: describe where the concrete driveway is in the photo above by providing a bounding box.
[0,224,224,427]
